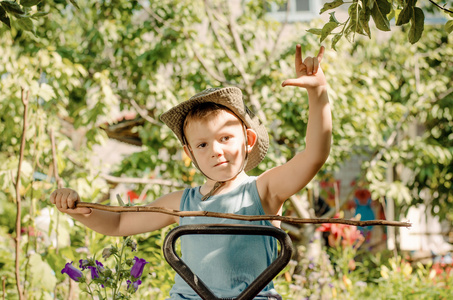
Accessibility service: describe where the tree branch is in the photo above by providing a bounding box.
[250,5,289,88]
[192,49,229,83]
[129,99,161,125]
[75,202,412,228]
[203,0,249,85]
[225,2,245,59]
[428,0,453,14]
[14,88,29,300]
[138,0,230,85]
[101,173,187,188]
[50,129,64,189]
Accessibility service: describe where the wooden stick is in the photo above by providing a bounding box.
[76,202,411,228]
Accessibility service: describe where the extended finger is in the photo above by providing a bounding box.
[317,46,325,63]
[281,78,303,87]
[295,44,303,68]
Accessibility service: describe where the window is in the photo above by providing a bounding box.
[268,0,321,23]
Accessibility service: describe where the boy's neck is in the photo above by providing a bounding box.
[200,172,248,196]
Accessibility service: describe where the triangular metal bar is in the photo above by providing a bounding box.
[163,224,293,300]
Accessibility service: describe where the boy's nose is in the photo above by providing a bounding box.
[211,141,223,157]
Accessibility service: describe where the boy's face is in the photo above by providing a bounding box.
[183,109,253,182]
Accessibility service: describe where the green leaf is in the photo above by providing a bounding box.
[15,16,35,34]
[321,21,339,42]
[346,3,364,37]
[1,1,25,15]
[445,20,453,34]
[117,194,125,206]
[320,0,344,14]
[36,83,56,102]
[359,6,371,38]
[306,28,323,36]
[370,0,391,31]
[20,0,42,7]
[396,0,414,26]
[28,253,58,291]
[331,33,343,51]
[0,6,11,28]
[30,11,49,19]
[328,12,340,24]
[409,7,424,44]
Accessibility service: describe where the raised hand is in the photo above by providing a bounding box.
[50,188,92,214]
[281,45,327,89]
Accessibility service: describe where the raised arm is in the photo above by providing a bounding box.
[50,188,181,236]
[257,45,332,215]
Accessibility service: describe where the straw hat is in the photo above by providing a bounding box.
[160,87,268,172]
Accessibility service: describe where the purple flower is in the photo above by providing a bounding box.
[95,260,104,271]
[130,256,148,278]
[87,260,105,279]
[61,262,83,282]
[127,279,142,293]
[79,259,90,270]
[88,266,100,279]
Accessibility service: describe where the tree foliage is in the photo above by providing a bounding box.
[0,0,452,298]
[309,0,453,48]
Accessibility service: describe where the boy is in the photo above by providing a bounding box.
[50,45,331,299]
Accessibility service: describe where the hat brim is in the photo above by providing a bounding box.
[160,87,268,172]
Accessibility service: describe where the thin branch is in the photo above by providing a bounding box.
[75,202,412,228]
[226,2,245,58]
[2,276,5,300]
[101,173,187,188]
[139,0,230,85]
[192,49,228,83]
[129,99,160,125]
[203,0,249,85]
[428,0,453,13]
[245,87,267,123]
[50,129,64,189]
[14,88,29,300]
[250,5,289,87]
[50,129,63,256]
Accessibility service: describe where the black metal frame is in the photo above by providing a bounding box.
[163,224,293,300]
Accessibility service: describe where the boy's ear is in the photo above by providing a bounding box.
[246,128,257,153]
[183,145,192,159]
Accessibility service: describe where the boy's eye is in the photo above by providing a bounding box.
[221,136,230,142]
[197,143,207,148]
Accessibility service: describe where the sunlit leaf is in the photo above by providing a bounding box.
[396,0,414,26]
[320,0,344,14]
[370,0,391,31]
[20,0,42,7]
[409,7,424,44]
[0,6,10,28]
[1,1,25,15]
[445,20,453,34]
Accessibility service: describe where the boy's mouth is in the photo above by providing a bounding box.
[214,161,228,167]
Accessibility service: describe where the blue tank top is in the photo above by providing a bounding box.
[168,176,281,299]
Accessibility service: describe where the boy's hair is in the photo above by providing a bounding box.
[183,102,240,134]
